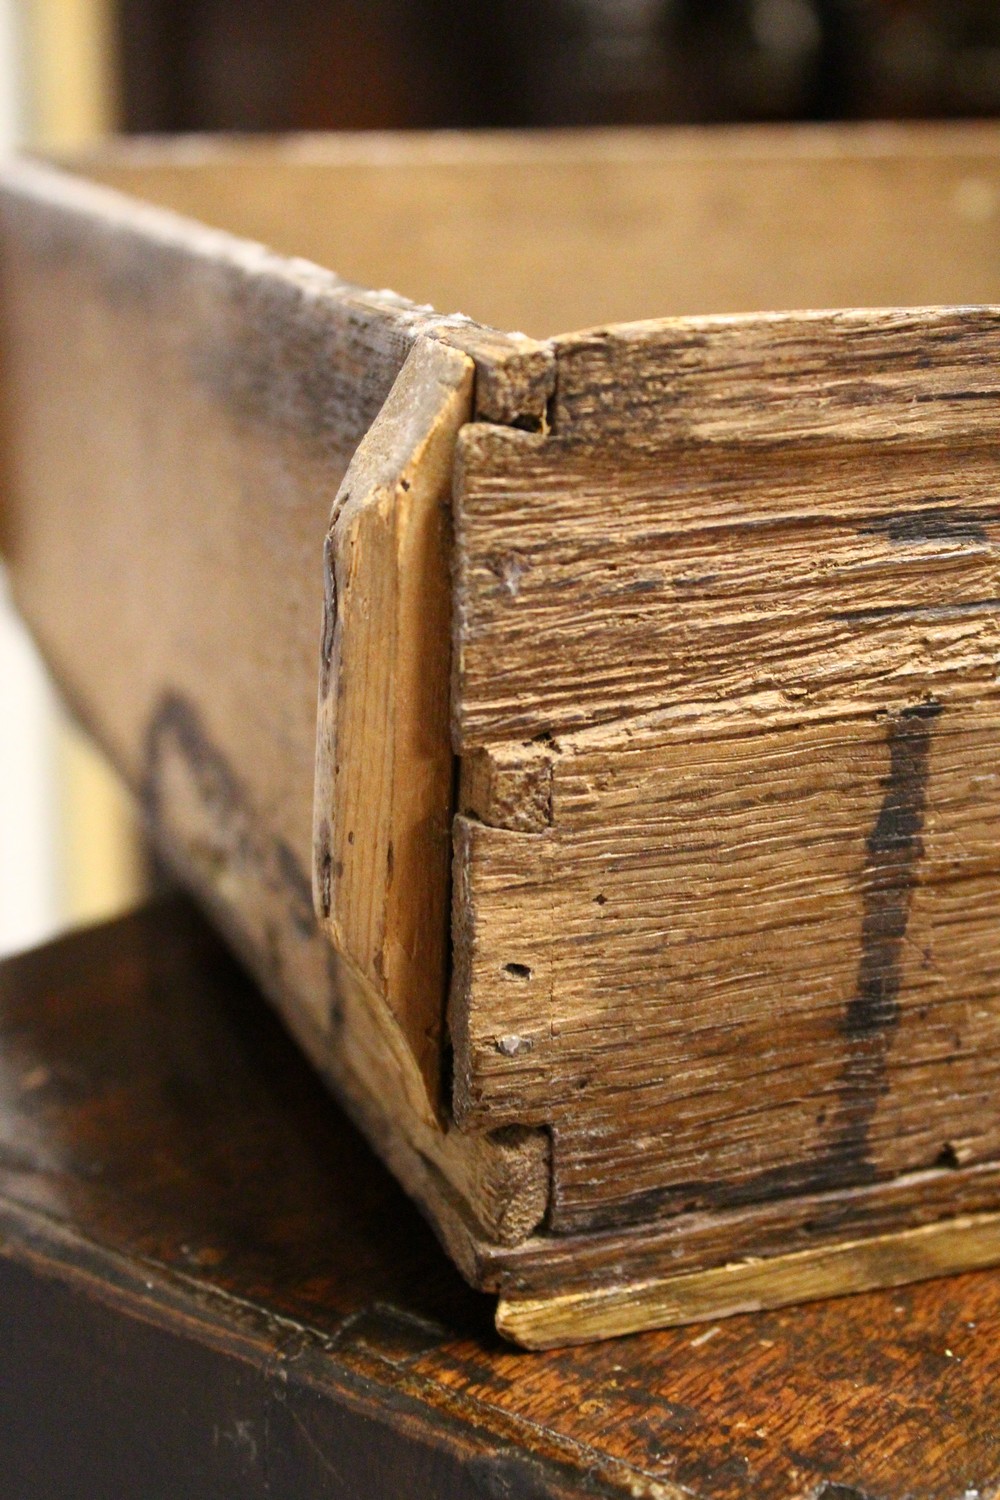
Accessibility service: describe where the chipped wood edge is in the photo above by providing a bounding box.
[313,337,473,1116]
[309,337,553,1240]
[496,1211,1000,1348]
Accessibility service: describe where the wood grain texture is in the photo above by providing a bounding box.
[453,312,1000,748]
[7,135,1000,1338]
[450,306,1000,1261]
[498,1211,1000,1349]
[0,155,547,1252]
[313,337,474,1108]
[474,1158,1000,1298]
[453,696,1000,1227]
[4,899,1000,1500]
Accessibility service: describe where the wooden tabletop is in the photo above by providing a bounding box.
[1,896,997,1499]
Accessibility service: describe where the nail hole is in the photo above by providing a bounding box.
[496,1034,533,1057]
[593,893,607,906]
[502,962,532,981]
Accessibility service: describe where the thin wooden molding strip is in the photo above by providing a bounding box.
[498,1212,1000,1348]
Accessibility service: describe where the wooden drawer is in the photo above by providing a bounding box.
[4,124,1000,1345]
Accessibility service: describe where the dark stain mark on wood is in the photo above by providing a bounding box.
[274,839,316,939]
[835,596,1000,625]
[318,834,333,920]
[320,531,337,697]
[143,692,245,856]
[914,387,1000,402]
[817,1486,879,1500]
[825,700,942,1184]
[142,692,338,1021]
[860,507,991,545]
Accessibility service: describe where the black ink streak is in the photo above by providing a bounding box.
[859,507,990,545]
[574,701,943,1232]
[825,700,942,1183]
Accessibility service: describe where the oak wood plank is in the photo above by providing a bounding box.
[452,695,1000,1231]
[450,305,1000,1255]
[313,338,474,1107]
[0,156,548,1250]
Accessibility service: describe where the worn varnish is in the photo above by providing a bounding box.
[3,900,1000,1499]
[4,127,1000,1342]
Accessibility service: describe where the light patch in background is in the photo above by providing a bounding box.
[0,0,144,958]
[0,0,24,150]
[0,0,55,958]
[0,570,147,959]
[0,571,60,956]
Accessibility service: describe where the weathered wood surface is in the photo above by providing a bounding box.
[498,1212,1000,1348]
[0,156,549,1257]
[451,308,1000,1257]
[3,899,1000,1499]
[313,337,473,1107]
[453,311,1000,746]
[5,133,1000,1338]
[454,702,1000,1224]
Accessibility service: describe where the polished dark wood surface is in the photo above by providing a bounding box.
[1,897,998,1499]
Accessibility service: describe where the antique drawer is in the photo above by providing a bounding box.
[4,125,1000,1344]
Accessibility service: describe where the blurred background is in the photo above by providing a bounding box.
[3,0,1000,957]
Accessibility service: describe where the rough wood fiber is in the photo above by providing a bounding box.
[497,1211,1000,1348]
[453,311,1000,747]
[6,133,1000,1344]
[454,694,1000,1226]
[451,310,1000,1254]
[313,338,474,1105]
[472,1158,1000,1298]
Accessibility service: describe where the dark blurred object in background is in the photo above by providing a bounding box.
[117,0,1000,135]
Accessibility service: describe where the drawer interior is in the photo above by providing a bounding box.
[75,124,1000,338]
